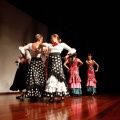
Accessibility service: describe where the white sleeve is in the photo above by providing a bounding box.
[62,43,76,54]
[42,42,50,46]
[19,43,31,55]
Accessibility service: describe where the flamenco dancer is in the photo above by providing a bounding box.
[43,34,76,103]
[86,54,99,95]
[63,52,83,96]
[19,34,47,102]
[10,43,31,101]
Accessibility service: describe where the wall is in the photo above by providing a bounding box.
[0,0,48,92]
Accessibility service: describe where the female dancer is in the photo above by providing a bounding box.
[86,54,99,95]
[10,43,31,100]
[19,34,47,102]
[63,52,83,96]
[43,34,76,102]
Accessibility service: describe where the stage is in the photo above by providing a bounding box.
[0,93,120,120]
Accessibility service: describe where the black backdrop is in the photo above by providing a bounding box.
[7,0,120,94]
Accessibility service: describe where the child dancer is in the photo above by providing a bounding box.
[63,52,83,96]
[86,54,99,95]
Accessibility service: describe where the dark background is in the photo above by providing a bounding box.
[6,0,120,94]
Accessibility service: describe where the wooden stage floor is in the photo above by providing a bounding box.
[0,93,120,120]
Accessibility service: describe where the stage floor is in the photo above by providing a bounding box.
[0,93,120,120]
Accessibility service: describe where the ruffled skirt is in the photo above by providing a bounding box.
[44,53,69,97]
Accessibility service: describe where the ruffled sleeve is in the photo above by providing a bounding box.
[67,48,76,55]
[62,43,76,55]
[19,43,31,55]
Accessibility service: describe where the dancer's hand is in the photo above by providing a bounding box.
[15,60,18,63]
[44,46,48,54]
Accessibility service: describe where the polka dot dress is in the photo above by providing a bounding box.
[44,53,69,97]
[48,53,66,82]
[25,57,46,98]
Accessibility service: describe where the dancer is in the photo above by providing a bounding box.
[86,54,99,95]
[43,33,76,102]
[10,43,31,101]
[19,34,47,102]
[63,52,83,96]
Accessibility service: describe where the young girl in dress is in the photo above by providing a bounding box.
[86,54,99,95]
[43,34,76,102]
[63,52,83,96]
